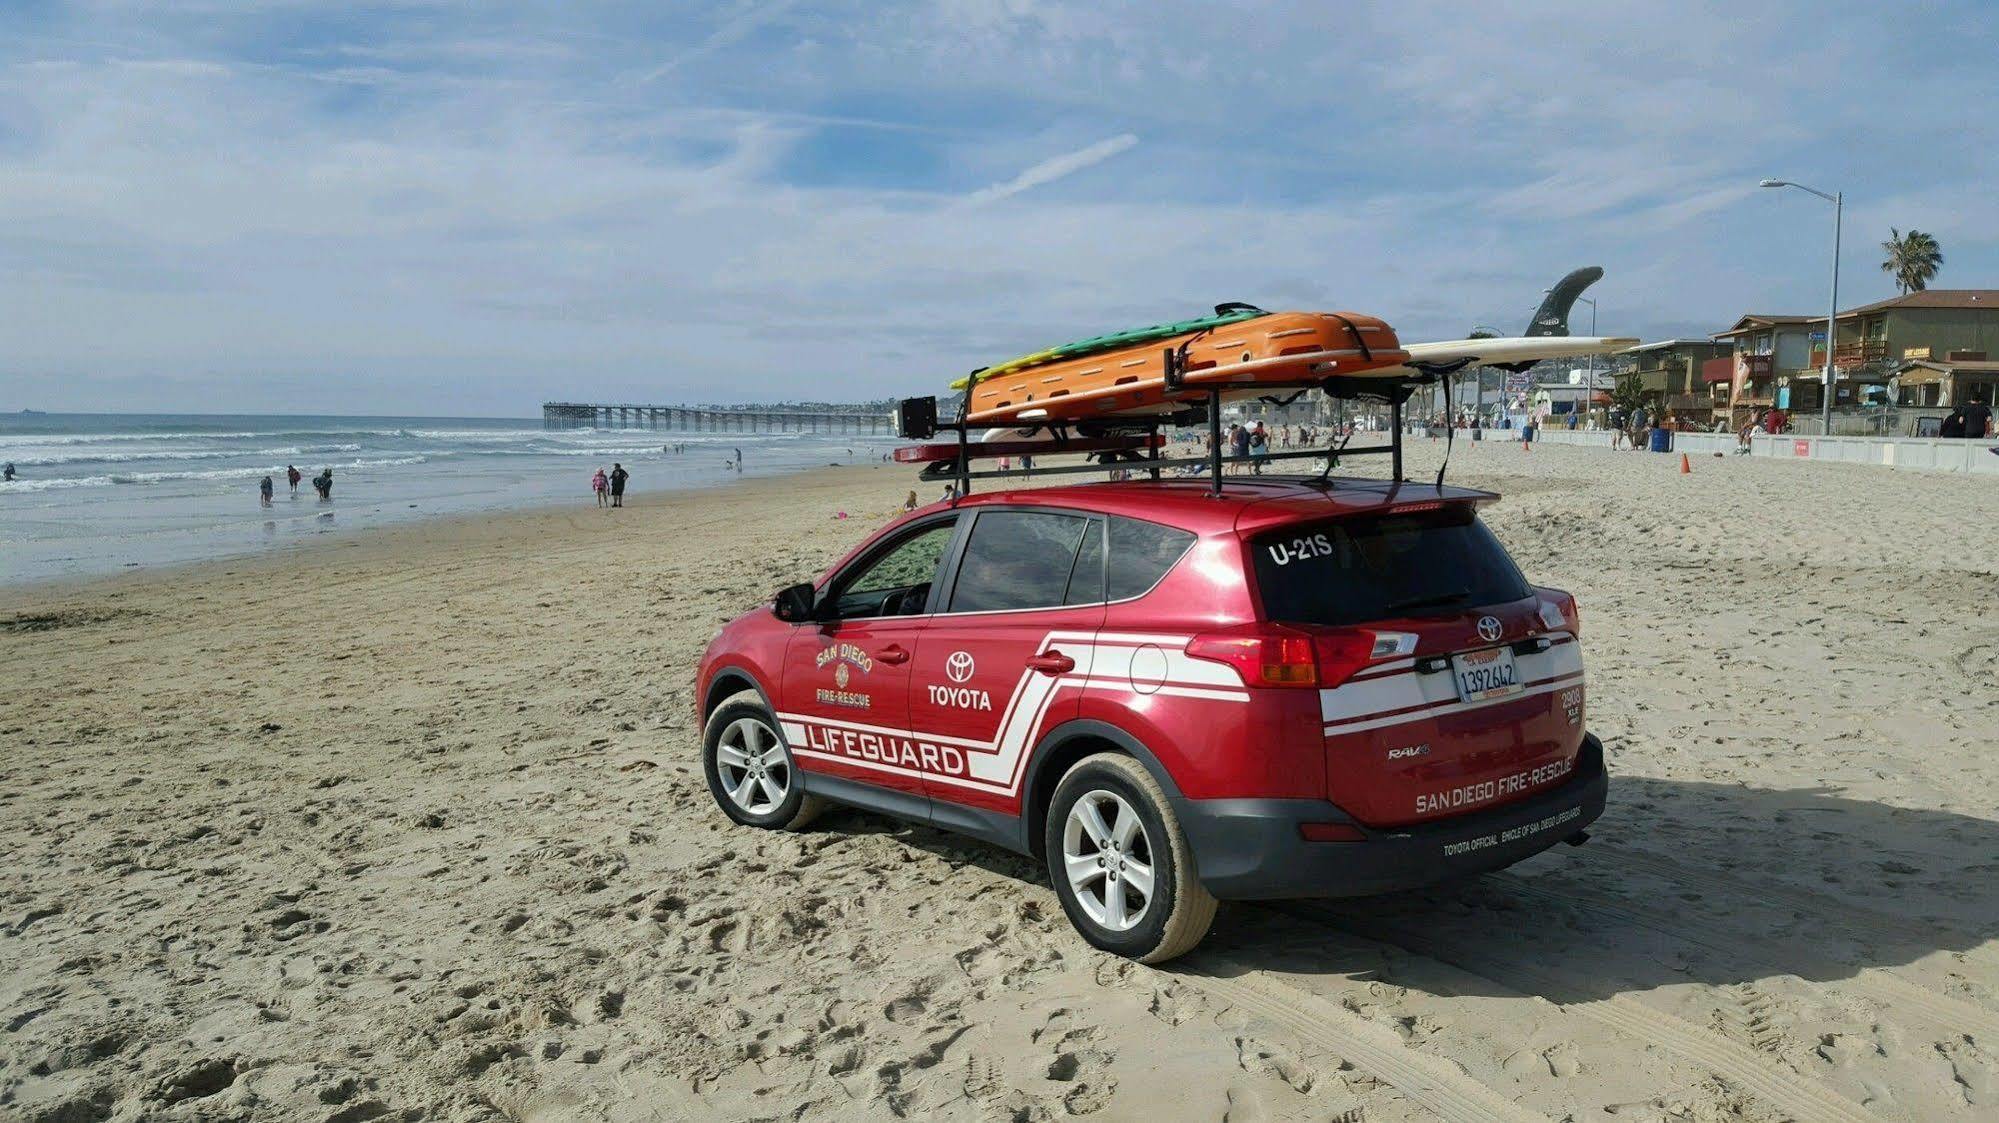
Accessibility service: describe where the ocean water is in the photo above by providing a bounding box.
[0,413,896,586]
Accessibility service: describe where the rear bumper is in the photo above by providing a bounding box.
[1175,735,1607,900]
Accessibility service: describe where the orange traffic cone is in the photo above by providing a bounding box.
[1679,452,1691,474]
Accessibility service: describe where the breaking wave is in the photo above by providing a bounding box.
[0,456,430,492]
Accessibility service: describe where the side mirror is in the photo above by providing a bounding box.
[773,582,817,623]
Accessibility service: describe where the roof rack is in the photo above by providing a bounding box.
[895,350,1472,500]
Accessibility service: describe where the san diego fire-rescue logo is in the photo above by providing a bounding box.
[815,642,873,709]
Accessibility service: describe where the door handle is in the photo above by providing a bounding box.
[1026,649,1075,675]
[876,644,910,665]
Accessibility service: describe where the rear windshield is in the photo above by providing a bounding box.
[1252,506,1531,626]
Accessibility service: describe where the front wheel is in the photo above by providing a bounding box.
[702,691,824,830]
[1044,753,1216,963]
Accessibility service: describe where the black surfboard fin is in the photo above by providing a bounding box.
[1487,266,1604,372]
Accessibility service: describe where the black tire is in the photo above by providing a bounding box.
[702,691,824,831]
[1044,752,1217,963]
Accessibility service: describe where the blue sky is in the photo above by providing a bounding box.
[3,1,1995,415]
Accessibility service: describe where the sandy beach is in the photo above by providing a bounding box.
[4,442,1998,1122]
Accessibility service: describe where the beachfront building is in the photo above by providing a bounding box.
[1619,339,1733,428]
[1832,290,1999,411]
[1894,357,1999,411]
[1709,314,1817,429]
[1712,291,1999,431]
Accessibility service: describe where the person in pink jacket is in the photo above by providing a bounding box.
[591,468,609,507]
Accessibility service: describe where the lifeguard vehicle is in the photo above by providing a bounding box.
[694,292,1622,962]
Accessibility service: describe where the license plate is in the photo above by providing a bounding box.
[1451,645,1522,703]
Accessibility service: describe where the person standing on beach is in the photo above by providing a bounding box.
[609,463,628,507]
[1960,395,1992,439]
[1248,422,1268,474]
[286,465,301,495]
[734,447,743,472]
[259,475,274,507]
[592,467,609,507]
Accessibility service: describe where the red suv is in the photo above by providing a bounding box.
[696,477,1605,962]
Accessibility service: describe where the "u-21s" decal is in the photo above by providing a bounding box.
[1265,532,1334,566]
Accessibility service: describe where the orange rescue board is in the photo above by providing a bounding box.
[962,312,1411,426]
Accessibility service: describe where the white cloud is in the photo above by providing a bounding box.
[958,133,1137,207]
[0,1,1994,413]
[633,0,801,84]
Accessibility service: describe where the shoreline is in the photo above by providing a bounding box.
[0,411,900,590]
[0,461,901,605]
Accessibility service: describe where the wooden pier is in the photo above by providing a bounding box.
[542,402,891,435]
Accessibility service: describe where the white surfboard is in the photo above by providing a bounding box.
[1391,336,1639,372]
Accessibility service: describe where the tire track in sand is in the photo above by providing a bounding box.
[1287,902,1877,1123]
[1179,955,1552,1123]
[1589,842,1999,974]
[1490,868,1999,1045]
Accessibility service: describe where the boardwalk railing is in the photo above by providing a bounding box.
[543,402,890,435]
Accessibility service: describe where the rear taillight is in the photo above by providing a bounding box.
[1538,592,1581,637]
[1185,627,1319,687]
[1312,629,1418,688]
[1186,627,1415,689]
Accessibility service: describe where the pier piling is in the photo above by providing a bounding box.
[541,402,889,436]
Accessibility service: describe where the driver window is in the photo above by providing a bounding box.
[827,520,957,620]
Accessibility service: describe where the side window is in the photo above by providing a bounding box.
[1107,517,1197,600]
[1064,518,1104,605]
[829,520,957,619]
[949,511,1090,613]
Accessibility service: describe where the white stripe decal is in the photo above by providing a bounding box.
[1322,674,1583,737]
[781,630,1234,795]
[1322,641,1583,723]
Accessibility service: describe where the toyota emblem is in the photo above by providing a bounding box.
[945,650,976,683]
[1476,616,1504,643]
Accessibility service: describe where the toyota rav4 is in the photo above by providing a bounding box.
[695,477,1606,962]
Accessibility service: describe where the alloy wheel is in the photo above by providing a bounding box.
[715,716,790,815]
[1061,790,1155,931]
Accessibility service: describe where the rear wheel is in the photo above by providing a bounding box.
[1044,753,1216,963]
[702,691,824,830]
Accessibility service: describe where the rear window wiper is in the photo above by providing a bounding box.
[1383,590,1470,615]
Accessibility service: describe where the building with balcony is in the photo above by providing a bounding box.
[1709,314,1818,426]
[1826,290,1999,410]
[1712,291,1999,428]
[1618,339,1733,425]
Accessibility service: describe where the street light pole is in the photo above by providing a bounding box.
[1759,178,1843,433]
[1578,296,1598,425]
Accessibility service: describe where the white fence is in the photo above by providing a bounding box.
[1424,426,1999,476]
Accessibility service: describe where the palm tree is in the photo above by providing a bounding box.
[1880,228,1944,294]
